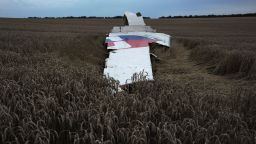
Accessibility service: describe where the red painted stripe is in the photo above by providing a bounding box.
[106,40,157,49]
[107,42,115,47]
[126,40,157,48]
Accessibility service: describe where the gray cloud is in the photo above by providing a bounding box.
[0,0,255,17]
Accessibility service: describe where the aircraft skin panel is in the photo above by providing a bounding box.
[104,12,171,89]
[106,36,123,42]
[112,26,156,33]
[124,12,146,26]
[106,47,152,67]
[104,47,153,85]
[106,33,171,50]
[107,40,155,49]
[107,41,132,49]
[104,66,153,85]
[109,32,171,47]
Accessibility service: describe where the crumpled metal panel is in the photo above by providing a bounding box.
[111,26,156,33]
[106,32,171,48]
[103,12,171,88]
[104,47,153,85]
[124,11,146,26]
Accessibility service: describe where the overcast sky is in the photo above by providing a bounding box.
[0,0,256,18]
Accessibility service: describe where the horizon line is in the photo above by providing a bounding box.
[0,12,255,19]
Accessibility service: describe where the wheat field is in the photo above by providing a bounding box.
[0,17,256,144]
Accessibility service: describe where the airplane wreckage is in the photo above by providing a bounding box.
[104,12,171,91]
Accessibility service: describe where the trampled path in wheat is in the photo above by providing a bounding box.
[155,41,240,95]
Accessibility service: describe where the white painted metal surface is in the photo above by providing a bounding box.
[104,47,153,85]
[107,32,171,48]
[104,12,171,89]
[112,26,155,33]
[124,12,146,26]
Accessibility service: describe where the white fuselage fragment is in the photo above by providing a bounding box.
[103,12,171,87]
[108,32,171,48]
[104,47,153,85]
[124,12,146,26]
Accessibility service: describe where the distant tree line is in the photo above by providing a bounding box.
[28,16,152,19]
[159,13,256,19]
[28,16,122,19]
[27,13,256,20]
